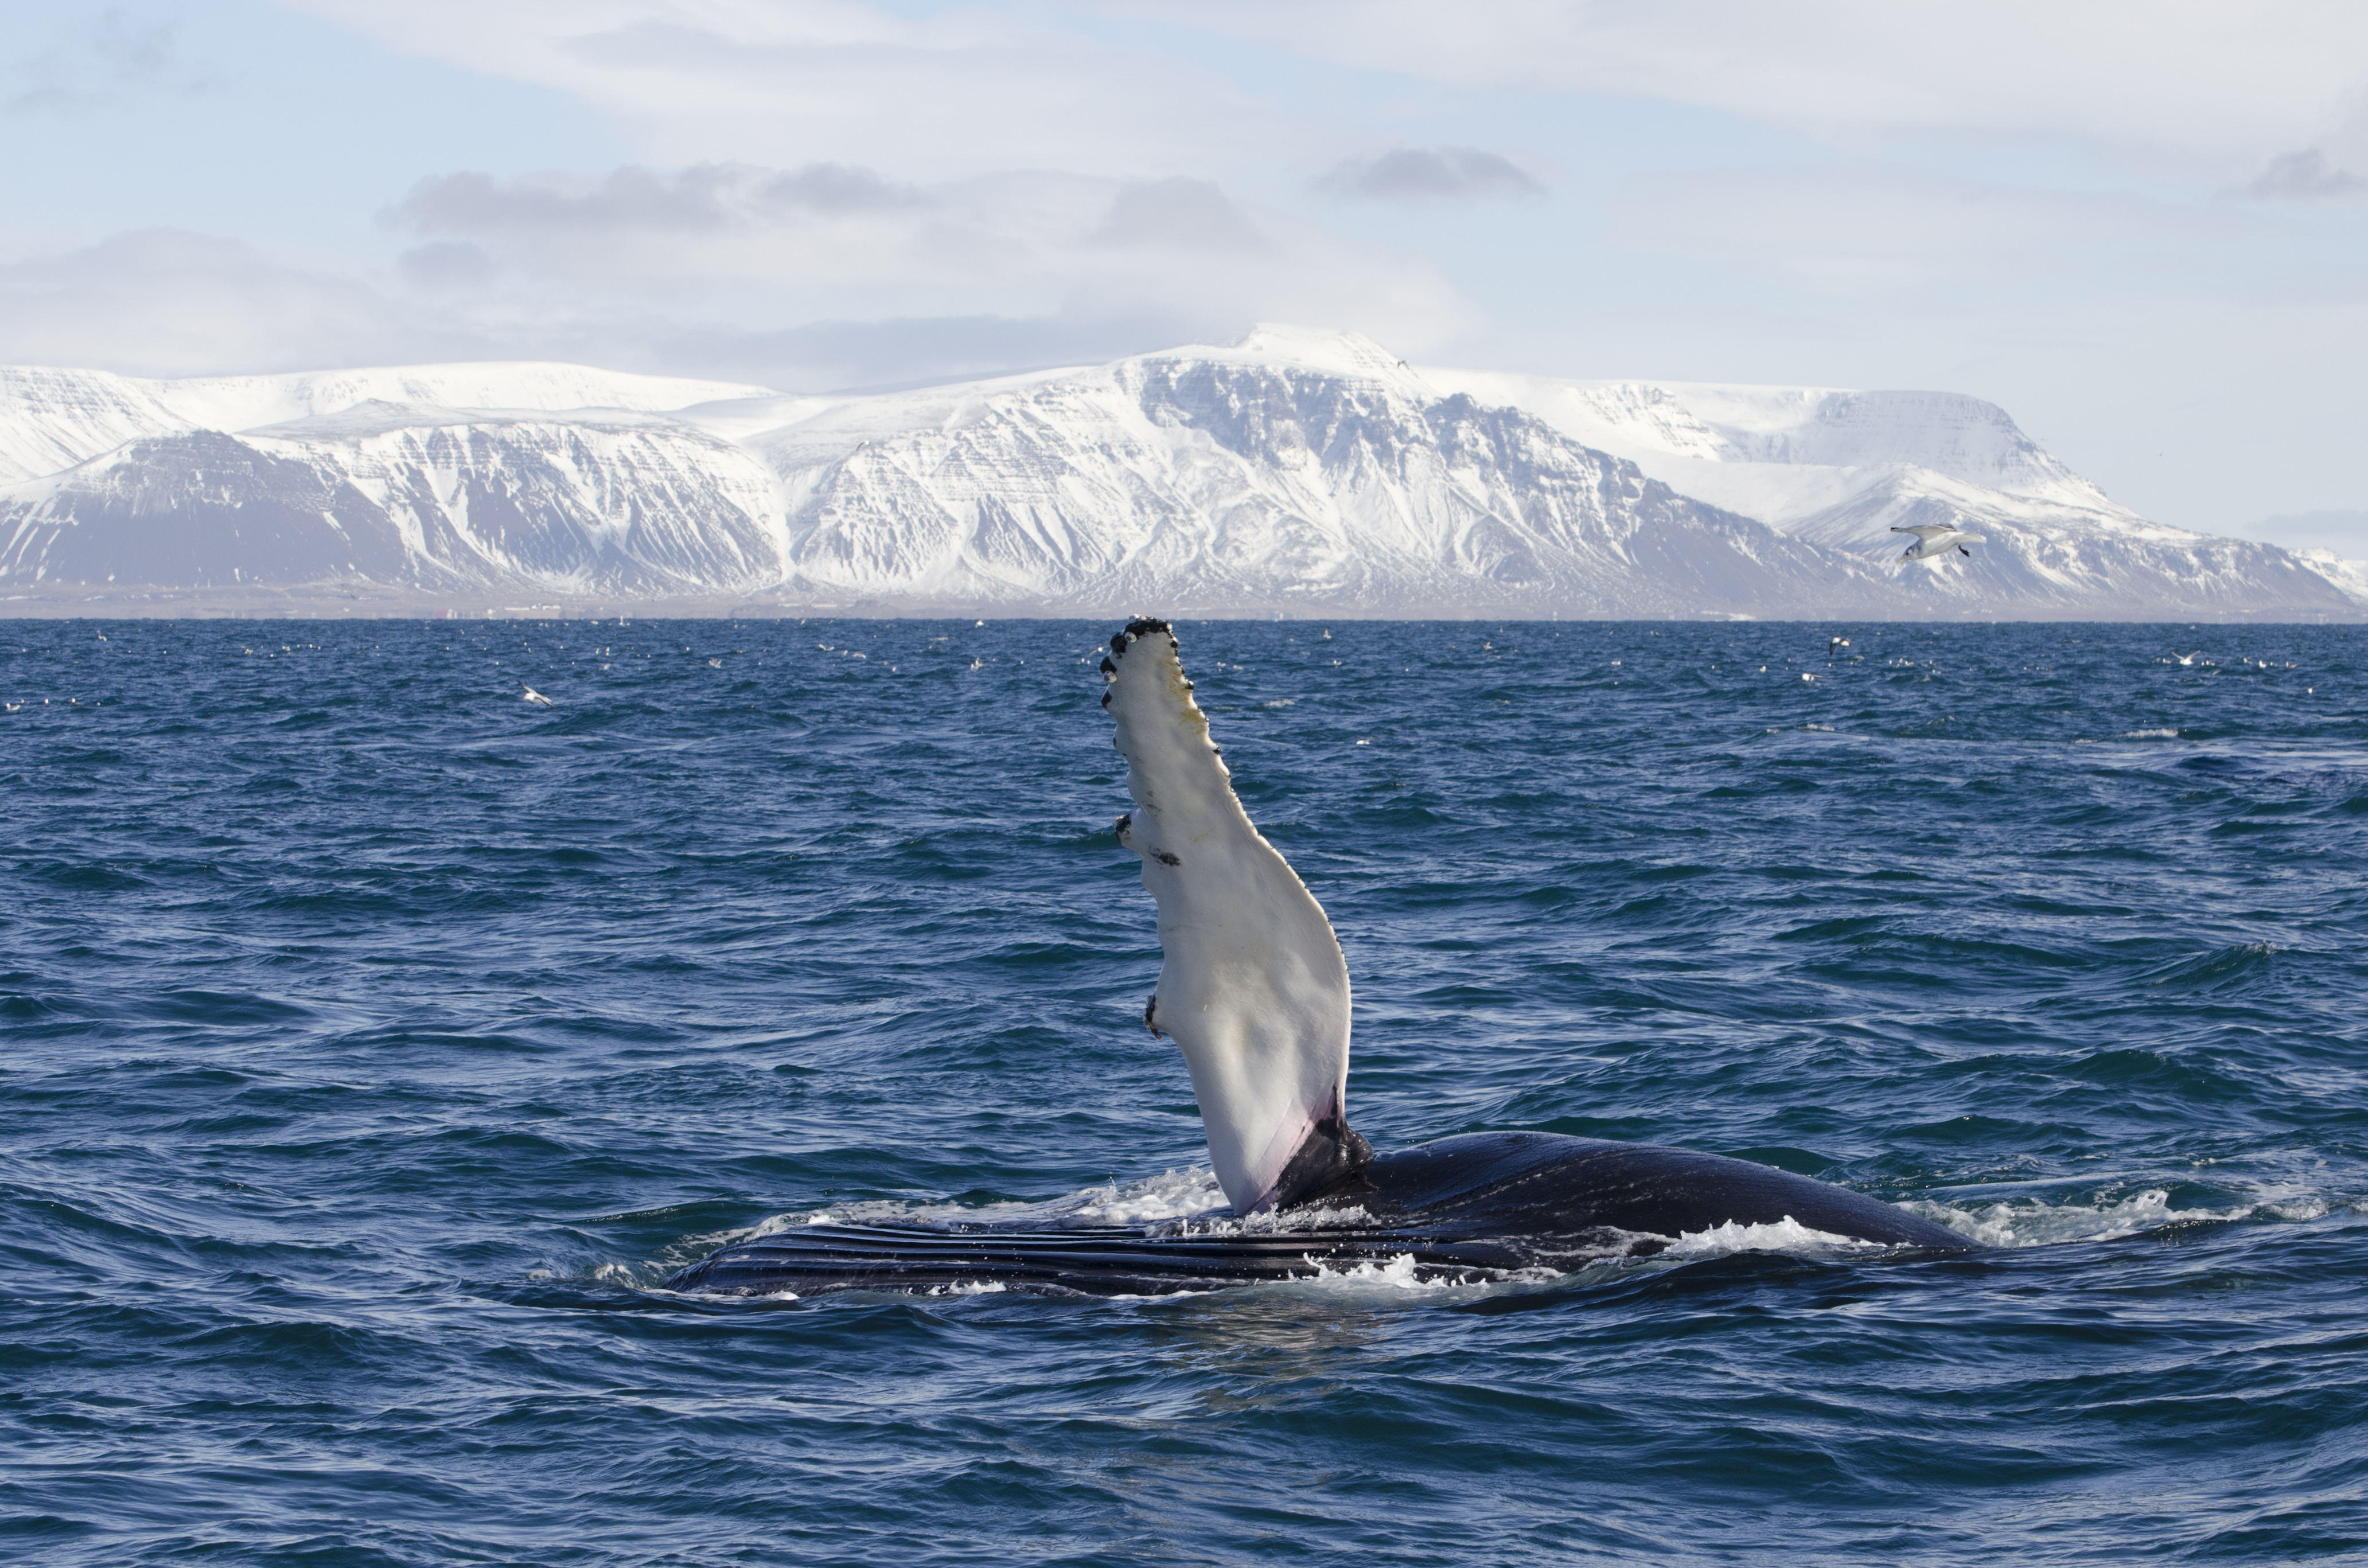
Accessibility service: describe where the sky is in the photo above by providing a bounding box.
[3,1,2365,545]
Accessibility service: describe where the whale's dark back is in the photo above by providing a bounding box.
[665,1132,1972,1298]
[1359,1132,1966,1253]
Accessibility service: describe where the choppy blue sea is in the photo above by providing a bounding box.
[4,617,2366,1566]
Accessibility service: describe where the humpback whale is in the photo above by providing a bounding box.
[669,619,1970,1298]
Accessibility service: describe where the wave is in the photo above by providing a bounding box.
[1908,1184,2340,1247]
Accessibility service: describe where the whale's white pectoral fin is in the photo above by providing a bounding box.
[1102,618,1368,1214]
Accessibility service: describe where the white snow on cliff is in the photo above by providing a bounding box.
[0,362,769,486]
[1418,364,2347,617]
[0,327,2357,619]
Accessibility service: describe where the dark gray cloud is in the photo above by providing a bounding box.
[1312,146,1543,202]
[2240,149,2367,200]
[390,162,922,237]
[1090,178,1269,252]
[750,164,921,216]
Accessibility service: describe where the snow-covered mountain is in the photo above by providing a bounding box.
[0,362,768,487]
[1420,366,2352,617]
[719,331,1894,617]
[1,328,2357,619]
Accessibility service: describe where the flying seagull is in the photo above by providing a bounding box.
[519,681,555,707]
[1892,524,1979,563]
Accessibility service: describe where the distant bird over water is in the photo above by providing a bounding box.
[519,682,554,707]
[1828,637,1850,657]
[1892,524,1978,563]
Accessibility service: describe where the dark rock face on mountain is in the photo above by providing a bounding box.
[2,410,786,597]
[6,431,397,590]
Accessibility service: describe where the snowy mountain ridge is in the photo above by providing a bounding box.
[1428,369,2112,509]
[0,362,770,487]
[0,327,2356,619]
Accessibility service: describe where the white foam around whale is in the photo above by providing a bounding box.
[777,1167,1240,1232]
[1907,1186,2339,1247]
[648,1169,2355,1308]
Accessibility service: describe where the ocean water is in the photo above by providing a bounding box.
[3,615,2365,1566]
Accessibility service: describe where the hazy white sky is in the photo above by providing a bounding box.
[3,1,2365,537]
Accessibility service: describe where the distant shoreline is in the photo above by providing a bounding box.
[2,590,2357,625]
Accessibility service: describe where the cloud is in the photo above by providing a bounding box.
[397,241,500,292]
[1171,1,2368,169]
[2240,149,2368,200]
[0,143,1474,389]
[379,162,1470,360]
[0,224,1204,389]
[392,162,921,238]
[0,229,472,376]
[1611,165,2234,294]
[382,162,1031,294]
[2235,509,2368,556]
[0,227,1239,392]
[1090,179,1268,252]
[88,9,180,81]
[5,7,212,114]
[384,163,1033,292]
[1312,146,1542,201]
[267,0,2368,209]
[652,307,1230,391]
[275,0,1286,180]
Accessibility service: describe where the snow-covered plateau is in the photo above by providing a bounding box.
[2,326,2357,619]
